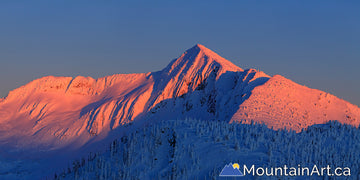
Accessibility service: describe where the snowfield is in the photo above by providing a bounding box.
[0,44,359,179]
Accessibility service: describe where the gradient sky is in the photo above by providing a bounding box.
[1,1,359,106]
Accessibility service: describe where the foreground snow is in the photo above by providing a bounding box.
[56,119,360,179]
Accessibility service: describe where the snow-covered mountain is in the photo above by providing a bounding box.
[0,44,359,149]
[1,44,360,179]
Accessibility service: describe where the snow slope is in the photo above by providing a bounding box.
[0,44,359,178]
[0,44,359,147]
[231,75,360,131]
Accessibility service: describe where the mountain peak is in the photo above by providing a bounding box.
[0,44,359,155]
[163,44,243,77]
[184,44,229,63]
[189,43,210,52]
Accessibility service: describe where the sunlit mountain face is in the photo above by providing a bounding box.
[0,44,359,179]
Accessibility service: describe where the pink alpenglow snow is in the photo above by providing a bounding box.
[0,44,359,151]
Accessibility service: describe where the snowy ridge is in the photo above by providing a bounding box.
[0,44,359,148]
[232,75,360,131]
[0,44,360,179]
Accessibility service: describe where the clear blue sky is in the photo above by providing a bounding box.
[1,1,359,106]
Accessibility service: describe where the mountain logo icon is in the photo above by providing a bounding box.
[219,163,244,177]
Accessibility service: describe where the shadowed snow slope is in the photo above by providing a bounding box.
[0,44,359,149]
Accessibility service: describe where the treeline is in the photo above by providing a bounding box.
[55,119,360,179]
